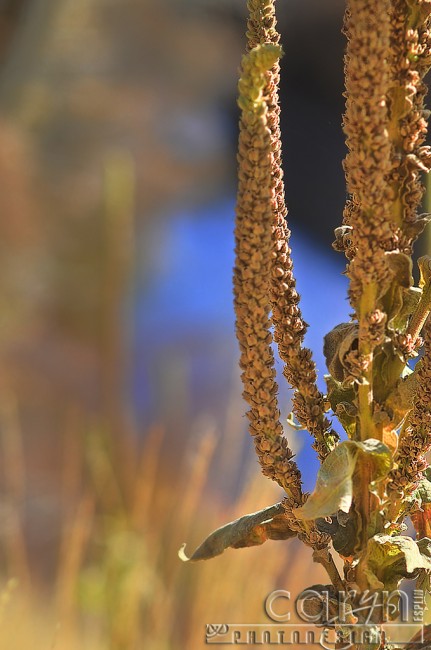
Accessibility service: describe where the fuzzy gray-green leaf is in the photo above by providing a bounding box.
[360,535,431,592]
[294,439,392,521]
[179,503,296,562]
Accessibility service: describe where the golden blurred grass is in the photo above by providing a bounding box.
[0,393,325,650]
[0,123,323,650]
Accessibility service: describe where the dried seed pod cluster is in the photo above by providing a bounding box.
[247,0,338,463]
[234,43,302,502]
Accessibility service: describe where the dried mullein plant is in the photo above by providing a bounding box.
[180,1,431,647]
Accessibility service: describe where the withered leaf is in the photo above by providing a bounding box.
[359,535,431,592]
[418,255,431,289]
[294,439,392,522]
[404,214,431,245]
[295,584,340,627]
[416,538,431,594]
[179,502,296,562]
[388,287,421,332]
[316,511,360,558]
[325,375,356,438]
[411,504,431,540]
[323,323,358,383]
[411,479,431,539]
[386,251,413,289]
[382,363,415,425]
[381,429,398,454]
[384,252,414,330]
[413,477,431,504]
[294,444,356,521]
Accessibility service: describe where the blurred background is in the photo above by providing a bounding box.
[0,0,426,648]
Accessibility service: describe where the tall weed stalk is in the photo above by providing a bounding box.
[183,2,431,648]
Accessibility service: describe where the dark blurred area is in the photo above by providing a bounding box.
[0,1,403,648]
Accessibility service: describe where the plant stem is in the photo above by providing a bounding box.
[312,547,344,594]
[358,284,378,441]
[342,0,393,443]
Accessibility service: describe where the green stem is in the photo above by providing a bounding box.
[358,284,378,440]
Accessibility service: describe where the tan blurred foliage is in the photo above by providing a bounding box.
[0,0,242,400]
[0,2,343,648]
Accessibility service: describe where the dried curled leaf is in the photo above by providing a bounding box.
[388,287,421,332]
[179,503,296,562]
[325,375,357,438]
[411,478,431,539]
[418,254,431,289]
[295,584,339,627]
[359,535,431,592]
[416,538,431,594]
[383,364,416,427]
[323,323,358,383]
[384,252,414,330]
[404,213,431,245]
[317,511,360,558]
[294,439,392,522]
[296,584,358,627]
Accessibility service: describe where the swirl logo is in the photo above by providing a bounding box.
[205,624,229,638]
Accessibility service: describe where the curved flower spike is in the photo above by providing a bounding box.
[246,0,338,462]
[234,43,302,503]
